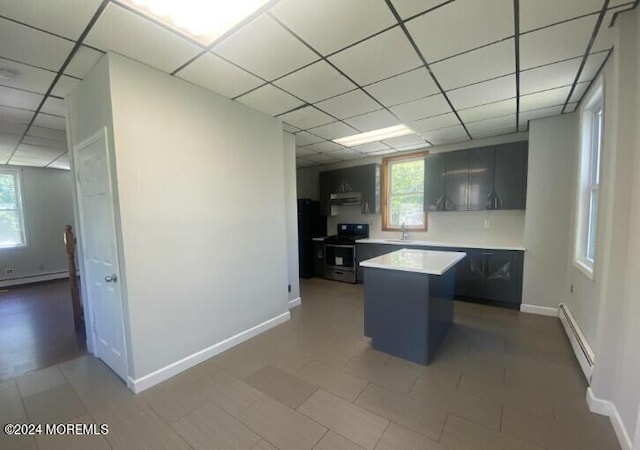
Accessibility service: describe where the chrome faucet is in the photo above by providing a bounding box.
[401,222,409,241]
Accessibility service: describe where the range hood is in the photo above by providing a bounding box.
[329,191,362,206]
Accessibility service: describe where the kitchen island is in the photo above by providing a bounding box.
[360,249,466,365]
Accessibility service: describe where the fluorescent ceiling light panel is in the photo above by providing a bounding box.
[124,0,270,44]
[333,124,415,147]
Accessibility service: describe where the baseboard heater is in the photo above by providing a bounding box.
[558,303,595,383]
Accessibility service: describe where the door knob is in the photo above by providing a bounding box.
[104,274,118,283]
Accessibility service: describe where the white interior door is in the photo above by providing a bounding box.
[74,128,127,380]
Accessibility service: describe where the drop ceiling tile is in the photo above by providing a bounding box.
[0,17,74,71]
[578,51,609,83]
[448,75,515,110]
[569,81,591,104]
[518,105,564,127]
[33,113,66,130]
[296,147,317,157]
[0,0,103,40]
[0,86,43,110]
[520,16,597,70]
[364,68,438,107]
[177,52,263,99]
[271,0,396,55]
[520,0,602,33]
[303,153,341,164]
[0,120,28,136]
[49,153,70,170]
[420,124,469,145]
[304,141,344,153]
[0,135,19,155]
[520,85,571,111]
[283,123,300,133]
[369,149,398,156]
[85,3,203,73]
[458,98,517,123]
[467,115,516,136]
[407,0,514,63]
[390,0,452,20]
[236,85,303,116]
[40,97,66,116]
[592,6,628,53]
[520,58,581,95]
[344,109,401,132]
[328,28,422,86]
[409,113,460,132]
[278,106,334,129]
[431,39,515,90]
[306,122,358,140]
[64,46,104,78]
[28,125,66,142]
[389,94,451,122]
[0,105,35,124]
[214,14,318,81]
[8,159,46,167]
[351,142,391,153]
[295,131,324,146]
[13,144,61,159]
[315,90,380,119]
[0,57,56,94]
[382,134,427,148]
[273,60,356,103]
[22,135,66,150]
[326,148,366,161]
[565,102,579,113]
[51,75,79,98]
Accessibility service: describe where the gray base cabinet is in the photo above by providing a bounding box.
[356,243,524,308]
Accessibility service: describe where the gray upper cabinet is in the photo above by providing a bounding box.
[444,150,469,211]
[319,164,381,216]
[467,146,494,211]
[494,141,528,210]
[424,154,446,211]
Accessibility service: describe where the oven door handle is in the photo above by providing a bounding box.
[324,244,355,249]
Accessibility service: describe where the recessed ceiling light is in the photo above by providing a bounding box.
[333,125,416,147]
[0,68,19,80]
[122,0,270,45]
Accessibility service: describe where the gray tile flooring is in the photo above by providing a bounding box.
[0,278,620,449]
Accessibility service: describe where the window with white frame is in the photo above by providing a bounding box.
[382,152,427,230]
[0,170,26,248]
[575,85,603,277]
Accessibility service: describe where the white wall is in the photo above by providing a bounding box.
[521,114,578,310]
[296,133,528,248]
[105,53,289,379]
[0,165,74,285]
[283,132,300,303]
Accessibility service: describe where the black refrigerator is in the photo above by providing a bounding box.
[297,199,326,278]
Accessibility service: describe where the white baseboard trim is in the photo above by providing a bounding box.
[558,303,594,382]
[288,297,301,309]
[587,388,632,450]
[520,304,558,316]
[127,311,291,393]
[0,271,69,288]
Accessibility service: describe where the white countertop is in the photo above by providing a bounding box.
[356,238,525,251]
[312,237,327,242]
[360,249,467,275]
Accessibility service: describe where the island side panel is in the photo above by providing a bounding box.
[426,268,455,360]
[363,267,429,364]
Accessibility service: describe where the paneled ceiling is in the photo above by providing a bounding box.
[0,0,636,170]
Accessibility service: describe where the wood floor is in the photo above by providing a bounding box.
[0,279,86,382]
[0,278,620,449]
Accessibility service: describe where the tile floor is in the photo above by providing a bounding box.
[0,278,620,449]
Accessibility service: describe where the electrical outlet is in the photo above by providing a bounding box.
[483,219,491,228]
[570,285,574,293]
[5,268,14,275]
[288,284,291,293]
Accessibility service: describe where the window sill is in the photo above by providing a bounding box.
[574,259,595,281]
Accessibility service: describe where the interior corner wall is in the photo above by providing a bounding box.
[283,131,300,302]
[0,166,74,285]
[521,113,577,310]
[106,53,289,379]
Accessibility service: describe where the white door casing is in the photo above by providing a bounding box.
[73,127,128,381]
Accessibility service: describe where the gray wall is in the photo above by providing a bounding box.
[106,53,289,379]
[0,165,74,285]
[521,114,577,310]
